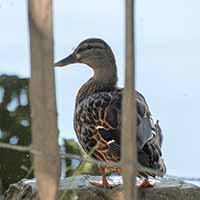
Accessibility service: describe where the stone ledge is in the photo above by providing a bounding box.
[2,175,200,200]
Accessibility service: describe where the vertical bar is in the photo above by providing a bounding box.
[28,1,61,200]
[121,0,137,199]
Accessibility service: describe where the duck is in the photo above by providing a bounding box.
[54,38,166,188]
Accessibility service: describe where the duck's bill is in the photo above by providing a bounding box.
[54,53,76,67]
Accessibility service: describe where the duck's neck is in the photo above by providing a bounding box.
[76,64,118,105]
[93,63,117,85]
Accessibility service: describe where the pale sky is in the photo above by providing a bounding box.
[0,0,200,178]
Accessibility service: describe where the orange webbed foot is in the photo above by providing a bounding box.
[89,166,117,188]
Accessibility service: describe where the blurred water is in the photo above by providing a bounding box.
[0,0,200,179]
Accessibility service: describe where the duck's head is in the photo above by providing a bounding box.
[54,38,117,83]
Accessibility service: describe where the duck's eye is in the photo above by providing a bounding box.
[87,45,93,50]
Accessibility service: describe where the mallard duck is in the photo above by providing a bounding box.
[54,38,166,188]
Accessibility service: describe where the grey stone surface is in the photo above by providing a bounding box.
[2,175,200,200]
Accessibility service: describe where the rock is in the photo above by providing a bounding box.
[2,175,200,200]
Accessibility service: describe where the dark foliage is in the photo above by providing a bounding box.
[0,74,33,192]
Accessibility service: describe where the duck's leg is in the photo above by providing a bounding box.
[89,166,112,188]
[137,179,154,189]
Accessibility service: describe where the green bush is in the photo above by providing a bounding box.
[0,75,32,192]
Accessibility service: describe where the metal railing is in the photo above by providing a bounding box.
[28,1,60,199]
[122,0,137,199]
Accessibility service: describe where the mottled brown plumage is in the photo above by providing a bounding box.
[55,38,166,188]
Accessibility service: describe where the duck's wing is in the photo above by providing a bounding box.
[97,90,155,152]
[136,91,154,150]
[136,91,166,177]
[100,89,166,176]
